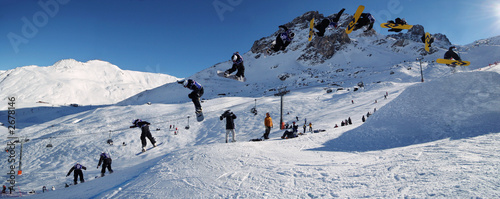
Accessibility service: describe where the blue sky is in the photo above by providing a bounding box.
[1,0,499,77]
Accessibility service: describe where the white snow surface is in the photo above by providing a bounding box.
[0,59,179,109]
[1,14,499,198]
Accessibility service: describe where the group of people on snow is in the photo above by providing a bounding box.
[66,151,113,185]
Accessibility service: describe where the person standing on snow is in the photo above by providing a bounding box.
[130,119,157,152]
[178,79,204,114]
[66,162,87,185]
[315,8,345,36]
[224,52,245,80]
[220,110,237,143]
[263,112,273,139]
[97,152,113,177]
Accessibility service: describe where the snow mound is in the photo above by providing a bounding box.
[317,71,500,152]
[0,59,179,109]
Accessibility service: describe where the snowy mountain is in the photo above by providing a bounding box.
[120,11,500,106]
[0,11,499,198]
[0,59,179,109]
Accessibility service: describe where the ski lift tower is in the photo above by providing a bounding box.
[416,57,424,82]
[274,87,289,130]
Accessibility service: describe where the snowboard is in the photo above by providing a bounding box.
[196,111,204,122]
[216,70,246,82]
[308,18,315,41]
[135,142,163,155]
[380,23,413,29]
[345,5,365,34]
[424,32,431,52]
[436,59,470,66]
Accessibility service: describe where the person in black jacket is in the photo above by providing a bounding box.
[220,110,237,143]
[354,13,375,32]
[97,152,113,177]
[270,25,295,53]
[178,79,204,113]
[315,8,345,36]
[444,46,461,61]
[130,119,157,152]
[224,52,245,80]
[66,163,87,185]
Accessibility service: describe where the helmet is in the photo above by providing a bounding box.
[232,54,238,62]
[449,46,456,50]
[133,119,141,125]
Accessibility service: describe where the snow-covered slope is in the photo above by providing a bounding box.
[3,67,498,198]
[0,59,179,109]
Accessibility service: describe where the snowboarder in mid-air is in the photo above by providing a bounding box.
[315,8,345,36]
[97,152,113,177]
[444,46,461,61]
[354,13,375,32]
[130,119,157,152]
[386,18,407,32]
[421,33,434,47]
[66,162,87,185]
[178,79,204,114]
[268,25,295,53]
[224,52,245,81]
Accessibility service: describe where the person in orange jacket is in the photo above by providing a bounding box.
[263,113,273,139]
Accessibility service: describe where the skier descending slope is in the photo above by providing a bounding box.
[130,119,157,152]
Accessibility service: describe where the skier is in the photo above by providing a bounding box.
[308,122,313,132]
[263,112,273,139]
[362,115,366,122]
[270,25,295,53]
[303,124,306,133]
[220,110,237,143]
[178,79,204,114]
[2,185,6,193]
[421,33,434,47]
[97,152,113,177]
[66,162,87,185]
[315,8,345,36]
[354,13,375,32]
[42,186,47,193]
[386,18,407,32]
[224,52,245,80]
[130,119,157,152]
